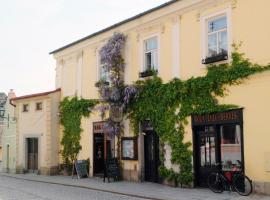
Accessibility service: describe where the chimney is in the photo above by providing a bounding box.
[8,89,16,99]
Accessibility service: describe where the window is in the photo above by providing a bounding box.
[207,15,228,57]
[99,59,110,84]
[36,102,42,111]
[144,37,158,71]
[22,104,29,112]
[220,125,242,171]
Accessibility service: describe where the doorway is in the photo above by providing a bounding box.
[93,133,112,176]
[194,126,219,187]
[6,144,9,173]
[144,131,160,182]
[26,138,38,173]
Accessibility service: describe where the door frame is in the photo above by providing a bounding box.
[192,109,245,187]
[193,126,220,187]
[24,135,40,173]
[93,132,104,175]
[143,130,160,183]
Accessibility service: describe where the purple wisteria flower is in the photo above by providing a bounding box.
[103,120,122,138]
[123,85,138,106]
[99,32,126,71]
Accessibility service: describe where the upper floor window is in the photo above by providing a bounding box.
[99,59,110,85]
[203,15,228,64]
[144,37,158,71]
[36,102,43,111]
[22,104,29,112]
[207,16,227,57]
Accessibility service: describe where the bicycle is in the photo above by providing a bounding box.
[207,161,253,196]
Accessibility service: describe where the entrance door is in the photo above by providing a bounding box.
[27,138,38,173]
[195,128,218,187]
[93,133,112,176]
[94,133,104,175]
[144,131,160,182]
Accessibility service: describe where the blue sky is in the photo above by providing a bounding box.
[0,0,169,96]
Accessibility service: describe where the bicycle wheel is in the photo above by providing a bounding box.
[207,173,224,193]
[233,174,253,196]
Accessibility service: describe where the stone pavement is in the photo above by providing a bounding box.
[0,173,269,200]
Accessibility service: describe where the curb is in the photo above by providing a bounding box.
[0,174,165,200]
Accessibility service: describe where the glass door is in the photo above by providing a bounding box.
[196,126,218,187]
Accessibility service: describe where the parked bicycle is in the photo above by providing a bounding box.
[207,161,253,196]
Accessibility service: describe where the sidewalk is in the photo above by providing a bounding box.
[0,173,268,200]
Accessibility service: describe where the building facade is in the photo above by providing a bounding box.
[50,0,270,194]
[12,89,61,175]
[0,92,8,166]
[1,90,17,173]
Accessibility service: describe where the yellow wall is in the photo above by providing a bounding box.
[52,0,270,184]
[15,91,60,174]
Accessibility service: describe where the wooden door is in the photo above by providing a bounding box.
[144,131,160,182]
[27,138,38,172]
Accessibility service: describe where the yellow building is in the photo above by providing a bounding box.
[12,89,61,175]
[50,0,270,194]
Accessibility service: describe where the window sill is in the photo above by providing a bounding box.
[139,70,158,78]
[202,53,228,65]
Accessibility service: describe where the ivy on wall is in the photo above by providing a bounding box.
[58,32,270,185]
[125,50,270,185]
[59,97,97,166]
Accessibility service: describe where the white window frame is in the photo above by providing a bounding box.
[144,36,158,71]
[96,49,110,84]
[140,34,160,73]
[201,8,232,65]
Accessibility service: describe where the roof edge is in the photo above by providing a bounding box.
[49,0,178,55]
[11,88,61,101]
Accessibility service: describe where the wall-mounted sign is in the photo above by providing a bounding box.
[110,105,123,123]
[192,109,243,126]
[93,122,105,134]
[121,137,138,160]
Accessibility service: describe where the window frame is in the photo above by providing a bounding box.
[96,49,110,85]
[206,15,228,57]
[22,104,29,112]
[201,9,232,65]
[144,36,158,71]
[140,34,160,75]
[35,102,43,111]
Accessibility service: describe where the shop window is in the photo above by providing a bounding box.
[220,125,242,171]
[22,104,29,112]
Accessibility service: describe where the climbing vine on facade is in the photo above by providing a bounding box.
[125,51,270,185]
[60,97,97,166]
[59,31,270,186]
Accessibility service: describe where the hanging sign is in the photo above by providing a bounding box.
[109,105,123,122]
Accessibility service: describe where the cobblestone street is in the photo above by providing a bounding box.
[0,174,269,200]
[0,175,143,200]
